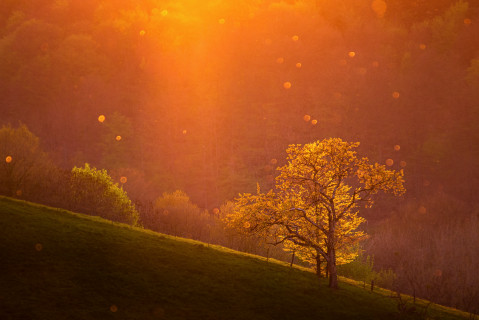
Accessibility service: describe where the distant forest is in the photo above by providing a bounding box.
[1,0,479,313]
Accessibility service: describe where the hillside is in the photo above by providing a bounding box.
[0,196,469,320]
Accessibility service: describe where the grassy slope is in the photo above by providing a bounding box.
[0,196,469,320]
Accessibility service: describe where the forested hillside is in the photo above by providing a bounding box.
[1,0,479,314]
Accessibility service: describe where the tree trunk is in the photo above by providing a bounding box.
[315,253,322,278]
[328,247,338,289]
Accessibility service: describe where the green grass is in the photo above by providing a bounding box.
[0,196,470,320]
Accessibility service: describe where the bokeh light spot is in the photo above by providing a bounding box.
[98,115,105,123]
[348,51,356,58]
[283,81,292,89]
[394,145,401,151]
[371,0,387,18]
[218,18,225,24]
[276,57,284,64]
[16,190,22,196]
[35,243,43,251]
[5,156,12,163]
[418,206,427,214]
[386,159,394,166]
[292,35,299,41]
[110,305,118,312]
[182,129,187,135]
[372,61,379,67]
[270,158,277,165]
[419,43,426,50]
[296,62,302,68]
[213,208,220,215]
[400,161,407,167]
[120,176,127,184]
[464,18,472,25]
[311,119,318,125]
[303,115,311,122]
[161,9,168,16]
[139,30,146,36]
[116,135,122,141]
[392,91,400,99]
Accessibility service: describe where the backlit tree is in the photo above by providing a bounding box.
[226,138,405,288]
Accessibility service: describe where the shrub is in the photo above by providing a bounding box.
[70,163,139,226]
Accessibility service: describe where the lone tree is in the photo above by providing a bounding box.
[225,138,405,289]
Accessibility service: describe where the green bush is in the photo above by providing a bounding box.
[70,163,139,226]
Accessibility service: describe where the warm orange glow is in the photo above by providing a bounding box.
[182,129,187,134]
[372,61,379,67]
[35,243,43,251]
[116,135,122,141]
[386,159,394,166]
[110,305,118,312]
[139,30,146,36]
[218,18,225,24]
[348,51,356,58]
[283,81,292,89]
[371,0,387,18]
[303,115,311,122]
[161,9,168,16]
[276,57,284,64]
[464,18,472,25]
[292,35,299,41]
[419,43,426,50]
[270,158,277,165]
[400,161,407,167]
[120,176,127,184]
[394,145,401,151]
[5,156,12,163]
[418,206,427,214]
[311,119,318,125]
[392,91,400,99]
[296,62,302,68]
[98,115,105,123]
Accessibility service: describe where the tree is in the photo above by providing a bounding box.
[69,163,139,226]
[226,138,405,288]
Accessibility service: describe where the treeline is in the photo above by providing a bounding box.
[1,0,479,313]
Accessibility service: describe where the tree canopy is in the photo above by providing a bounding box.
[226,138,405,288]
